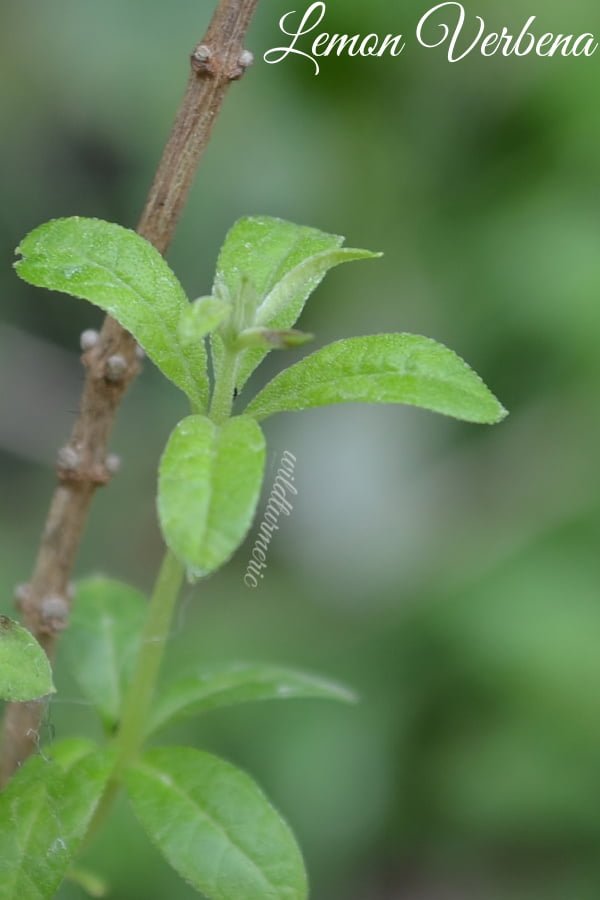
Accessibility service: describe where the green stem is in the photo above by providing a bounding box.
[209,346,238,423]
[114,549,184,772]
[84,548,184,841]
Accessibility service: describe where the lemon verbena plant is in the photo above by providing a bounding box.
[0,215,506,899]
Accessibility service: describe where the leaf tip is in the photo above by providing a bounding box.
[339,687,360,704]
[496,403,510,423]
[347,248,383,261]
[186,565,207,584]
[13,248,26,276]
[485,396,509,425]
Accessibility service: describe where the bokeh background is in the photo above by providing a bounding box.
[2,1,600,897]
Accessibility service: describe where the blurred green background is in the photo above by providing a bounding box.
[2,1,600,897]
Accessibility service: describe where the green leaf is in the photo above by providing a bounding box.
[180,297,230,345]
[147,662,358,736]
[236,328,314,351]
[246,334,508,425]
[254,247,381,328]
[15,218,208,409]
[212,216,378,391]
[158,416,266,579]
[0,748,112,900]
[214,216,343,311]
[0,617,54,701]
[48,738,101,771]
[61,578,147,729]
[66,867,109,898]
[126,747,308,900]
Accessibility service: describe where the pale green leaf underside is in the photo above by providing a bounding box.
[147,662,357,736]
[158,416,266,579]
[234,246,380,392]
[126,747,308,900]
[15,218,208,409]
[255,247,381,327]
[0,617,54,702]
[61,577,147,727]
[0,749,111,900]
[246,334,507,425]
[212,215,354,392]
[214,215,344,306]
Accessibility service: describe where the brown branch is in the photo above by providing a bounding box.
[1,0,260,785]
